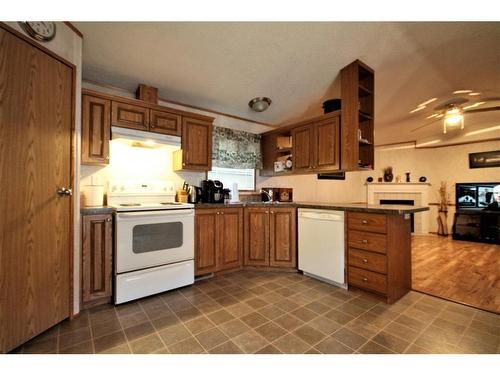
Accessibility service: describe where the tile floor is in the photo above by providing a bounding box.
[11,271,500,354]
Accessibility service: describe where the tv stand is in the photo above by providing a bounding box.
[452,209,500,244]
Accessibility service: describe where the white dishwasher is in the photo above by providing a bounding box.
[298,208,346,288]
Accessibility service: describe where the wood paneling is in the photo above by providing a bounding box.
[244,208,270,266]
[218,208,244,271]
[81,214,112,308]
[195,209,218,275]
[0,27,73,353]
[150,109,181,136]
[111,101,149,131]
[292,124,313,172]
[314,117,340,171]
[348,212,387,234]
[178,117,212,171]
[81,95,110,165]
[412,236,500,314]
[269,208,297,268]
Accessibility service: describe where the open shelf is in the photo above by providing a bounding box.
[358,84,373,97]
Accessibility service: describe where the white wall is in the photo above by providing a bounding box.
[5,22,83,314]
[364,139,500,233]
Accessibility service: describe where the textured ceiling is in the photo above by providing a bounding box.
[74,22,500,145]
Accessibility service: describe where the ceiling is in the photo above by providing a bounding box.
[74,22,500,145]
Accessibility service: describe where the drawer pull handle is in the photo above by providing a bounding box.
[362,277,368,282]
[361,220,368,224]
[361,239,368,244]
[362,258,368,263]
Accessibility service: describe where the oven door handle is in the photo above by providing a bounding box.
[116,210,194,220]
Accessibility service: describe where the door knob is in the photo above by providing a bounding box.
[57,187,73,196]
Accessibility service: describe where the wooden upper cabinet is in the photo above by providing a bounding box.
[244,207,270,266]
[81,95,110,165]
[111,101,149,131]
[175,117,213,171]
[82,214,113,308]
[195,209,218,276]
[314,117,340,171]
[292,124,313,173]
[218,208,244,271]
[269,208,297,268]
[150,109,181,136]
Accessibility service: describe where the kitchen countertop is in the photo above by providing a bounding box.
[80,206,114,215]
[194,202,429,214]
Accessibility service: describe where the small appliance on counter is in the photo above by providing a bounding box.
[261,187,293,202]
[200,179,224,203]
[187,185,202,203]
[81,185,104,207]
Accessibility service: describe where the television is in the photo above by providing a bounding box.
[456,182,500,210]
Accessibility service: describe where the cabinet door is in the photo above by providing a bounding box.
[150,109,181,136]
[181,117,213,170]
[269,208,297,268]
[244,208,270,266]
[292,124,313,173]
[218,208,244,271]
[82,214,113,307]
[111,101,149,131]
[314,116,340,171]
[81,95,110,165]
[195,209,218,275]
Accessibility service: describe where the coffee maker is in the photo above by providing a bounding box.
[200,180,224,203]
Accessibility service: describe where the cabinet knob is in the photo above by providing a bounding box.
[217,212,220,215]
[361,220,368,224]
[182,163,186,166]
[270,211,275,214]
[150,124,155,129]
[362,258,368,263]
[221,212,224,215]
[106,218,112,222]
[361,239,368,244]
[362,277,368,282]
[266,211,269,214]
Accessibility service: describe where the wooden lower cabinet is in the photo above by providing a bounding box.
[244,207,297,269]
[346,212,411,303]
[195,208,243,276]
[81,213,113,309]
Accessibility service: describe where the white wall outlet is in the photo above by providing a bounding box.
[91,175,103,186]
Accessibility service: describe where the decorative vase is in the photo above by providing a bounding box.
[383,167,393,182]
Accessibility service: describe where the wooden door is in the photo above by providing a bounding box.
[292,124,313,173]
[111,101,149,131]
[269,208,297,268]
[181,117,213,171]
[150,109,181,136]
[314,117,340,171]
[195,209,218,275]
[218,208,243,271]
[0,27,73,353]
[81,95,110,165]
[244,208,270,266]
[81,214,113,308]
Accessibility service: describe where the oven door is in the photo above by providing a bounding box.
[115,209,194,274]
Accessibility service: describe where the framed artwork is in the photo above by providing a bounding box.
[469,150,500,169]
[317,171,346,180]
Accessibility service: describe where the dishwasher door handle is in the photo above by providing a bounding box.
[299,212,343,221]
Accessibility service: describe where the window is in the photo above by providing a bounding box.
[207,167,255,191]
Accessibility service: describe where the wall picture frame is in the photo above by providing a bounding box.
[468,150,500,169]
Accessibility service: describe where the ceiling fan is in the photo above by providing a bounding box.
[410,91,500,134]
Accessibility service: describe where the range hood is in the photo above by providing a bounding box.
[111,126,181,146]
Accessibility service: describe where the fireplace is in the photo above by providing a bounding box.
[380,199,415,232]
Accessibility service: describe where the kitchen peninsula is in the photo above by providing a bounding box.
[194,201,428,304]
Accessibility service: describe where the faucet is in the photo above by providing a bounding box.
[261,189,273,202]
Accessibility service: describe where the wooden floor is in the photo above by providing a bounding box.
[412,235,500,314]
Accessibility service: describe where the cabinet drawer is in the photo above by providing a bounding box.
[348,230,387,254]
[150,109,181,136]
[348,266,387,294]
[111,101,149,130]
[348,212,387,233]
[348,248,387,274]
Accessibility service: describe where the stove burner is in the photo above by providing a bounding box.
[119,203,141,207]
[160,202,183,205]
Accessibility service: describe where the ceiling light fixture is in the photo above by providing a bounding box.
[453,90,472,94]
[248,97,272,112]
[443,105,464,134]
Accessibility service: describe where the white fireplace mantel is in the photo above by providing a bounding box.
[366,183,430,234]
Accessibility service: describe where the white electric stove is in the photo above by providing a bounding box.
[108,180,195,304]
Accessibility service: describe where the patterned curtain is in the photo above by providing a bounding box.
[212,126,262,169]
